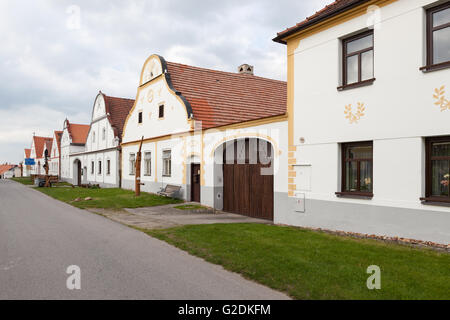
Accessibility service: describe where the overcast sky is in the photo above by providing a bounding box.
[0,0,330,164]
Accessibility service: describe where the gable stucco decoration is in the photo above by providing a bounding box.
[433,86,450,112]
[122,54,194,142]
[92,92,106,121]
[344,102,366,124]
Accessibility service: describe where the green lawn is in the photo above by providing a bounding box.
[11,177,33,185]
[147,223,450,300]
[35,187,183,209]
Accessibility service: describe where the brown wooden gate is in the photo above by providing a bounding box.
[222,139,273,220]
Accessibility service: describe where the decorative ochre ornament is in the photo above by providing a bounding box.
[433,86,450,112]
[344,102,366,124]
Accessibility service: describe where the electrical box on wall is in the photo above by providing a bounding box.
[294,193,305,213]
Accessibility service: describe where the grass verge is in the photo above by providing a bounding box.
[146,223,450,300]
[35,187,183,209]
[10,177,33,185]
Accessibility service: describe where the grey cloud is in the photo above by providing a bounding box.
[0,0,331,163]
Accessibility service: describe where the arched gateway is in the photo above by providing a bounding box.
[215,138,274,220]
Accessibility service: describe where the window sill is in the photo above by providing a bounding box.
[162,175,171,177]
[420,61,450,73]
[335,192,373,199]
[337,78,375,91]
[420,197,450,206]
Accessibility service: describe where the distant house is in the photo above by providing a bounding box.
[0,164,19,179]
[30,136,53,175]
[49,131,62,176]
[70,92,134,187]
[23,149,31,177]
[60,119,90,184]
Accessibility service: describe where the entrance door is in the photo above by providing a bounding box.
[77,161,82,186]
[191,164,201,202]
[222,139,274,220]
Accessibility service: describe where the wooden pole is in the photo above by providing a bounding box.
[135,136,144,196]
[44,150,50,187]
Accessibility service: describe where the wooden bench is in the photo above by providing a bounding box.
[157,184,181,198]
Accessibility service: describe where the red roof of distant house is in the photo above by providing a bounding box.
[67,122,90,145]
[33,136,53,159]
[44,139,53,157]
[0,164,16,175]
[166,62,287,129]
[273,0,369,43]
[101,94,135,139]
[24,149,31,158]
[54,131,62,154]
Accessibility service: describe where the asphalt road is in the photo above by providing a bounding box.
[0,179,289,300]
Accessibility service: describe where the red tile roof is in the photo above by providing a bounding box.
[101,93,135,140]
[66,121,90,145]
[166,62,287,129]
[24,149,31,158]
[33,136,52,159]
[273,0,369,43]
[0,164,15,175]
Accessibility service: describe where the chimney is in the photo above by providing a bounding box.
[238,64,254,75]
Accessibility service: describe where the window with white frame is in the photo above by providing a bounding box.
[91,161,94,174]
[102,127,106,140]
[92,132,96,143]
[106,159,111,175]
[144,152,151,176]
[129,153,136,175]
[162,150,171,177]
[98,160,102,175]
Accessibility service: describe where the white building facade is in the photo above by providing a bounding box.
[69,92,134,187]
[49,131,62,176]
[274,0,450,243]
[60,119,90,185]
[29,136,52,176]
[121,54,288,221]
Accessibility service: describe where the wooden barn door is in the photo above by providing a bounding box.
[222,139,273,220]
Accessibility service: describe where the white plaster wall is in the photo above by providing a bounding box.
[290,0,450,205]
[122,136,185,193]
[293,0,449,146]
[78,149,118,186]
[122,120,288,207]
[122,78,191,144]
[280,0,450,241]
[60,129,71,179]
